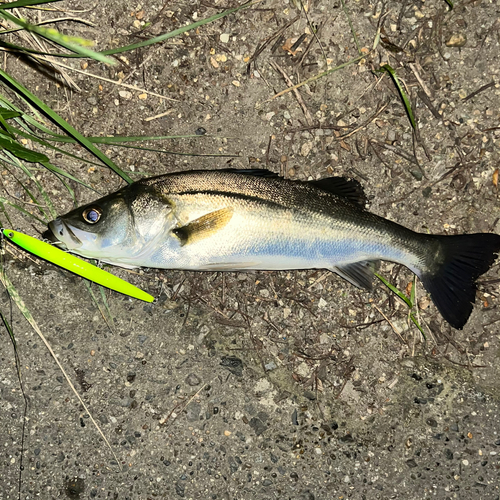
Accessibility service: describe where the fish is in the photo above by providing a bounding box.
[44,169,500,329]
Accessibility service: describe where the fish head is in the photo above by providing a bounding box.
[44,184,175,266]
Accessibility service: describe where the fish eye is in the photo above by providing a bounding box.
[82,207,102,224]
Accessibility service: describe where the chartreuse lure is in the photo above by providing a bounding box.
[2,229,154,303]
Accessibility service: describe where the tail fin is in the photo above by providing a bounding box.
[419,233,500,329]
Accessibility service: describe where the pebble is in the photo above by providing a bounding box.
[220,33,230,43]
[185,373,201,386]
[300,141,314,156]
[264,361,277,371]
[446,34,467,47]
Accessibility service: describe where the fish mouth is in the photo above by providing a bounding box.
[44,218,82,249]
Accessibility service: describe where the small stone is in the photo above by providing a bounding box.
[220,33,230,43]
[446,34,466,47]
[185,373,201,386]
[318,298,328,308]
[249,416,267,436]
[410,170,423,181]
[66,477,85,496]
[426,418,438,427]
[119,90,132,99]
[220,356,243,377]
[422,186,432,198]
[300,141,314,156]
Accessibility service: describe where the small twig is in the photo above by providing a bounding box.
[369,139,420,166]
[161,379,216,428]
[372,303,406,344]
[463,81,496,102]
[295,7,328,66]
[246,15,300,70]
[30,55,178,101]
[144,109,175,122]
[336,101,390,140]
[268,53,366,101]
[269,60,314,125]
[417,90,441,120]
[408,62,433,98]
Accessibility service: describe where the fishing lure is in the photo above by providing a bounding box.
[2,229,154,303]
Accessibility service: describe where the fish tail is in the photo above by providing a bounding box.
[418,233,500,329]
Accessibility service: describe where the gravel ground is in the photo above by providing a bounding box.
[1,0,500,499]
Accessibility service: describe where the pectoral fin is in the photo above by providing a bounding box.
[173,207,233,246]
[330,260,380,290]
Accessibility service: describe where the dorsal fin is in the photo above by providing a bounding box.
[310,177,367,207]
[218,168,279,177]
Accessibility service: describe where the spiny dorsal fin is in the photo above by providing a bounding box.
[331,260,380,290]
[173,207,233,246]
[218,168,279,177]
[310,177,367,207]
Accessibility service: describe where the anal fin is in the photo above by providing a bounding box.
[331,260,380,290]
[173,207,233,246]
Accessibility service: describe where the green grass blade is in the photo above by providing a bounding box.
[40,161,93,192]
[0,113,15,139]
[410,312,426,339]
[0,69,133,183]
[0,201,14,227]
[100,2,253,56]
[0,10,115,65]
[0,132,49,162]
[84,281,114,332]
[340,0,361,55]
[99,284,114,328]
[444,0,453,8]
[104,142,239,157]
[0,310,16,346]
[3,122,106,176]
[0,196,47,224]
[2,151,57,218]
[0,110,22,119]
[1,155,54,219]
[375,272,412,308]
[0,0,59,9]
[0,39,71,57]
[39,133,202,144]
[379,64,416,128]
